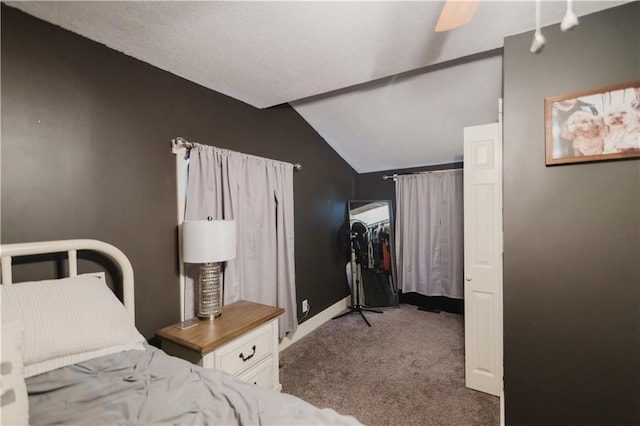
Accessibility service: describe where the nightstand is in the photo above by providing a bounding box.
[156,300,285,391]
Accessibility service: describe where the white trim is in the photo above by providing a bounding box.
[500,388,505,426]
[0,239,135,319]
[278,295,350,352]
[173,145,188,321]
[499,96,504,426]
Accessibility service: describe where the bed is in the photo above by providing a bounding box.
[0,239,360,425]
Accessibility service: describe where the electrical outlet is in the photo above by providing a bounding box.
[302,299,309,313]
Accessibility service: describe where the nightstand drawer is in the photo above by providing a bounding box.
[214,321,273,375]
[238,357,274,389]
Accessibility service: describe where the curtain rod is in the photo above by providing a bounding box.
[170,137,302,171]
[382,168,461,181]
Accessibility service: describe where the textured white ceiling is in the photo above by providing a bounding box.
[292,53,503,172]
[8,1,628,172]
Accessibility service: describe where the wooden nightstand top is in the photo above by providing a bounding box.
[156,300,284,355]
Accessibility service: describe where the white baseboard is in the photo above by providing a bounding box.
[279,295,350,352]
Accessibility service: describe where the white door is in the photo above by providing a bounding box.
[463,122,503,397]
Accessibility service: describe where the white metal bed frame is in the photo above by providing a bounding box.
[0,239,136,319]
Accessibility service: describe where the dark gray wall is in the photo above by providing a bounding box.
[1,5,356,338]
[503,3,639,425]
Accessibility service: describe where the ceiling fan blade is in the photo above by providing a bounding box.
[434,0,480,32]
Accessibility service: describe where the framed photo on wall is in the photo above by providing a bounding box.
[545,81,640,165]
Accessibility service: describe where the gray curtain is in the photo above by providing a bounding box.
[395,170,464,299]
[184,146,297,338]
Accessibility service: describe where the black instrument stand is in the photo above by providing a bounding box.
[333,248,383,327]
[332,302,383,327]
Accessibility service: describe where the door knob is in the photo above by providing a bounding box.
[465,275,472,281]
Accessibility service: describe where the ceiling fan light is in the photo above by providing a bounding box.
[530,30,546,54]
[560,11,579,31]
[561,0,579,31]
[530,0,545,54]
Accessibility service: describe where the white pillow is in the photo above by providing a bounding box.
[1,321,29,426]
[1,275,145,378]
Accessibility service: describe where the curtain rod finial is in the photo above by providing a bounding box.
[171,137,196,154]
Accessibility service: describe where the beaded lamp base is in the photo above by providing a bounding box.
[198,262,222,319]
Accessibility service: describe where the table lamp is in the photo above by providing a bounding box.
[182,219,236,319]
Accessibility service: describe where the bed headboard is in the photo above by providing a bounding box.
[0,239,135,319]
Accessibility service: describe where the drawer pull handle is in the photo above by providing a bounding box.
[239,345,256,362]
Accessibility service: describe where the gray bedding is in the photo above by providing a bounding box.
[26,345,360,425]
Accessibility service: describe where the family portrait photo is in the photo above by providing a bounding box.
[545,81,640,165]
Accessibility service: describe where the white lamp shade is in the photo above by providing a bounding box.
[182,220,237,263]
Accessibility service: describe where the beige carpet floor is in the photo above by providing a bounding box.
[280,304,499,426]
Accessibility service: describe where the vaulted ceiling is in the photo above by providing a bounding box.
[8,1,628,172]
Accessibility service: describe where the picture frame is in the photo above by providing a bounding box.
[545,81,640,165]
